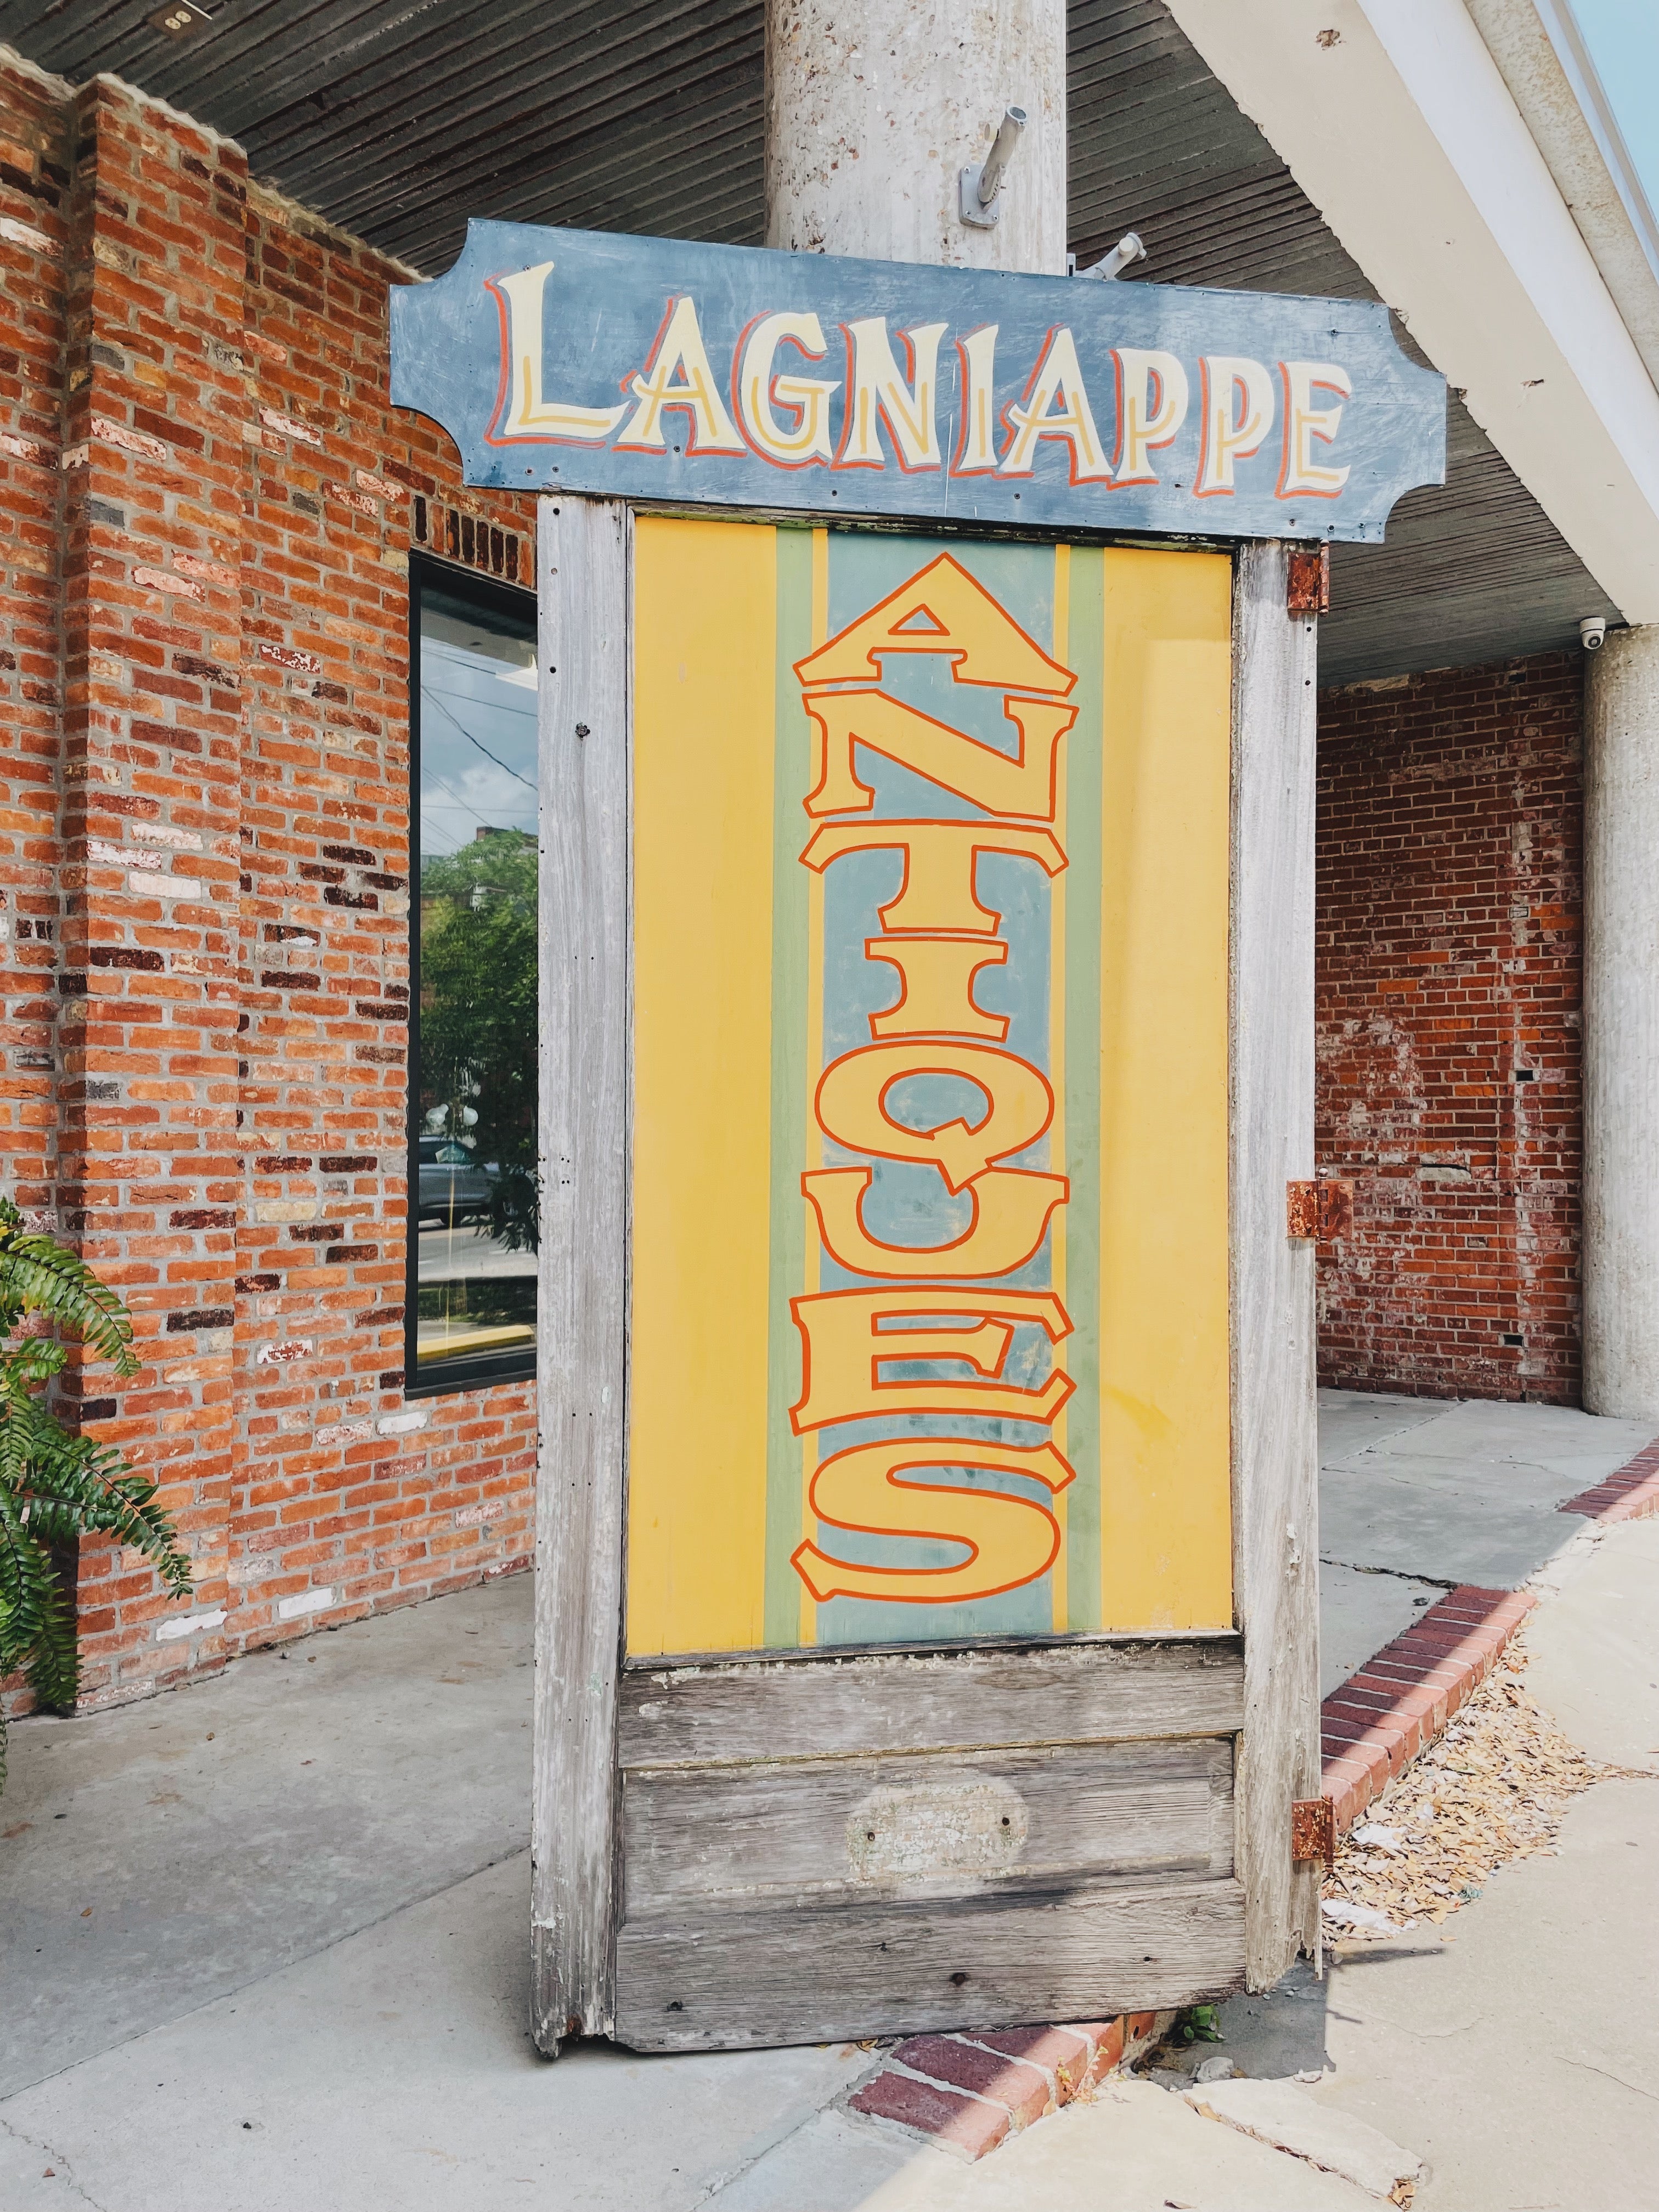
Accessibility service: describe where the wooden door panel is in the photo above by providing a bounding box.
[623,1736,1234,1912]
[618,1637,1245,1768]
[531,512,1322,2054]
[614,1637,1243,2050]
[613,1877,1246,2052]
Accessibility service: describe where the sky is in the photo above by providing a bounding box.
[1570,0,1659,224]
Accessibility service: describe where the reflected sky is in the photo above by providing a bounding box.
[418,600,538,854]
[415,582,539,1381]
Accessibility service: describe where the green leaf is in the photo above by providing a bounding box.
[0,1197,192,1792]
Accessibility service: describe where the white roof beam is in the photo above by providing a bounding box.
[1161,0,1659,623]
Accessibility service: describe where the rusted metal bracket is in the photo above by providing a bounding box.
[1286,1178,1354,1240]
[1291,1797,1336,1867]
[1286,543,1330,615]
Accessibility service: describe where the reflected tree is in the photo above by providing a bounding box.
[418,828,539,1251]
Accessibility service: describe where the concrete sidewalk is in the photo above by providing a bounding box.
[1314,1389,1653,1693]
[1,1392,1654,2209]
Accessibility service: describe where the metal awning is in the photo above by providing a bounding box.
[5,0,1616,682]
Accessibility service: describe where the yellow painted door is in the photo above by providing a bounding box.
[617,516,1242,2048]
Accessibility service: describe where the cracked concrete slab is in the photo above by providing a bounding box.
[1222,1509,1659,2211]
[3,1393,1655,2212]
[1526,1517,1659,1771]
[0,1573,534,2098]
[851,2079,1380,2209]
[1317,1393,1656,1592]
[0,1852,871,2212]
[1181,2076,1420,2198]
[697,2108,919,2210]
[1316,1389,1451,1463]
[1317,1562,1443,1698]
[0,2116,103,2212]
[1305,1776,1659,2208]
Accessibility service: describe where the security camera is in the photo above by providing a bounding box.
[1580,616,1607,652]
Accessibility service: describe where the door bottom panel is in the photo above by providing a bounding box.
[614,1876,1246,2051]
[612,1638,1246,2051]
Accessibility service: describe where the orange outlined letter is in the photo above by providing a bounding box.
[815,1040,1052,1193]
[802,1165,1069,1280]
[791,1285,1074,1432]
[792,1437,1075,1605]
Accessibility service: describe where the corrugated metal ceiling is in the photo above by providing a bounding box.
[3,0,1618,680]
[3,0,768,258]
[1068,0,1617,682]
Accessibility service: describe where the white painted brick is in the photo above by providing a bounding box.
[88,838,161,869]
[128,870,205,900]
[277,1587,337,1622]
[254,1199,317,1223]
[156,1608,226,1643]
[256,1339,314,1366]
[376,1410,428,1436]
[0,213,52,252]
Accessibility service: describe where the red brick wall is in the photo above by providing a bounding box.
[1316,653,1584,1403]
[1,59,538,1714]
[0,58,70,1224]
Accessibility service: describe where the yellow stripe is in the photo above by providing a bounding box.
[1097,548,1233,1629]
[800,527,830,1647]
[628,516,779,1656]
[1049,543,1070,1634]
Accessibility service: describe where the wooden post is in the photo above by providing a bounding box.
[531,495,630,2053]
[1229,539,1323,1988]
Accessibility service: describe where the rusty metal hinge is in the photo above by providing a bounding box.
[1291,1797,1336,1867]
[1287,1178,1353,1240]
[1286,543,1330,616]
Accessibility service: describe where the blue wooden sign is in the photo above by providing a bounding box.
[391,221,1444,543]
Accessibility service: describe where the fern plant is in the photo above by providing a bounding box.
[0,1197,193,1787]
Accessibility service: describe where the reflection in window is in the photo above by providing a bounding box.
[409,561,538,1393]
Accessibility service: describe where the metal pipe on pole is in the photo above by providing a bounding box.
[764,0,1067,274]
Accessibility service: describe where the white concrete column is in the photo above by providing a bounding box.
[765,0,1066,275]
[1584,625,1659,1419]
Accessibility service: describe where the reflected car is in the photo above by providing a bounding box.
[416,1135,497,1228]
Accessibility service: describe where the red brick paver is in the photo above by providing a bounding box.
[847,2013,1161,2160]
[892,2035,1052,2129]
[848,2069,1011,2160]
[1559,1436,1659,1526]
[1321,1583,1535,1833]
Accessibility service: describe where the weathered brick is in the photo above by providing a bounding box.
[1317,654,1582,1402]
[848,2070,1011,2159]
[0,58,538,1720]
[893,2036,1052,2128]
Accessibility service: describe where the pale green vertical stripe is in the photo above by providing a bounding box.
[1065,546,1105,1633]
[763,527,815,1647]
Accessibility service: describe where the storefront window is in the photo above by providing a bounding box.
[408,559,538,1393]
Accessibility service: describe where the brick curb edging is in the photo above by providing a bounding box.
[1321,1583,1535,1835]
[1319,1431,1659,1836]
[1559,1434,1659,1526]
[844,1516,1644,2164]
[847,2011,1169,2160]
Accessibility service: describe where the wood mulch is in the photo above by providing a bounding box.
[1321,1633,1607,1934]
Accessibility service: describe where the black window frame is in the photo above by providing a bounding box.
[405,549,539,1400]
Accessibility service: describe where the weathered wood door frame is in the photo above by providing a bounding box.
[1229,541,1322,1988]
[529,500,1320,2054]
